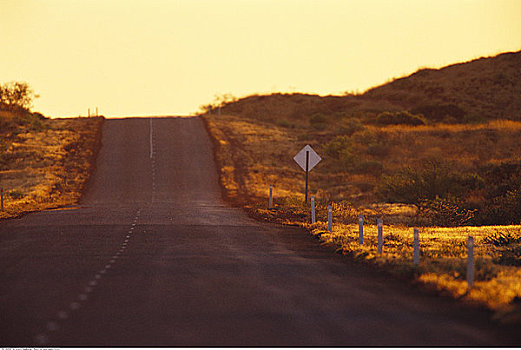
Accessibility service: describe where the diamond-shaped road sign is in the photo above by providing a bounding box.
[293,145,321,172]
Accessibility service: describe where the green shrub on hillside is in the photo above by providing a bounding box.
[339,118,365,135]
[376,111,426,126]
[419,196,476,227]
[411,104,466,123]
[378,161,484,205]
[323,135,352,159]
[309,113,328,130]
[354,159,384,176]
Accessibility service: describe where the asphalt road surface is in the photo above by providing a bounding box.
[1,117,519,346]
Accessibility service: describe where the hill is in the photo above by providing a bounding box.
[0,108,103,220]
[202,51,521,316]
[203,50,521,226]
[215,50,521,125]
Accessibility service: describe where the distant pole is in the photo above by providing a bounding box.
[1,189,4,211]
[328,205,332,232]
[96,107,98,117]
[149,118,153,159]
[268,185,273,208]
[310,195,316,224]
[88,108,90,117]
[467,235,475,288]
[304,151,309,203]
[358,214,363,245]
[377,218,383,254]
[413,229,420,265]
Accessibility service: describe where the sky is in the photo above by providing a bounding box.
[1,0,521,118]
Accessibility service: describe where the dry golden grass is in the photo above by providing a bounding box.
[0,116,103,219]
[203,52,521,321]
[309,221,521,310]
[204,113,521,322]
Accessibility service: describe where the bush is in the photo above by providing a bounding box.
[376,111,426,126]
[378,161,484,205]
[322,135,355,169]
[323,135,352,159]
[411,104,465,123]
[8,190,24,199]
[483,229,521,246]
[309,113,328,130]
[366,142,389,157]
[354,160,383,176]
[419,196,476,227]
[339,118,365,135]
[0,81,37,111]
[276,118,292,128]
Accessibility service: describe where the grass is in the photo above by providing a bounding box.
[0,113,103,219]
[202,51,521,322]
[203,113,521,322]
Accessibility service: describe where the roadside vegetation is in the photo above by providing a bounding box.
[0,81,103,220]
[202,51,521,322]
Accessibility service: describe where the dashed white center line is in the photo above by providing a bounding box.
[35,208,142,345]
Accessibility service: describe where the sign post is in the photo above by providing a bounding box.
[293,145,321,203]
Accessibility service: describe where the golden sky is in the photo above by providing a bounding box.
[1,0,520,117]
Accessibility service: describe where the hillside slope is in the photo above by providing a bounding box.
[0,111,103,219]
[217,50,521,124]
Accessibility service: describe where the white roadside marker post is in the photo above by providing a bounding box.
[328,205,332,232]
[310,195,316,224]
[467,235,475,288]
[413,228,420,265]
[358,214,364,245]
[268,185,273,208]
[377,218,383,255]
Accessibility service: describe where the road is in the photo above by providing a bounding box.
[0,116,519,346]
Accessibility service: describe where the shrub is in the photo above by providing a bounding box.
[323,135,352,159]
[366,142,389,157]
[276,118,292,128]
[481,190,521,225]
[354,160,383,176]
[419,196,476,227]
[309,113,328,130]
[322,135,355,169]
[8,190,25,199]
[0,81,37,111]
[482,229,521,246]
[411,104,466,123]
[376,111,426,126]
[378,161,484,205]
[339,118,365,135]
